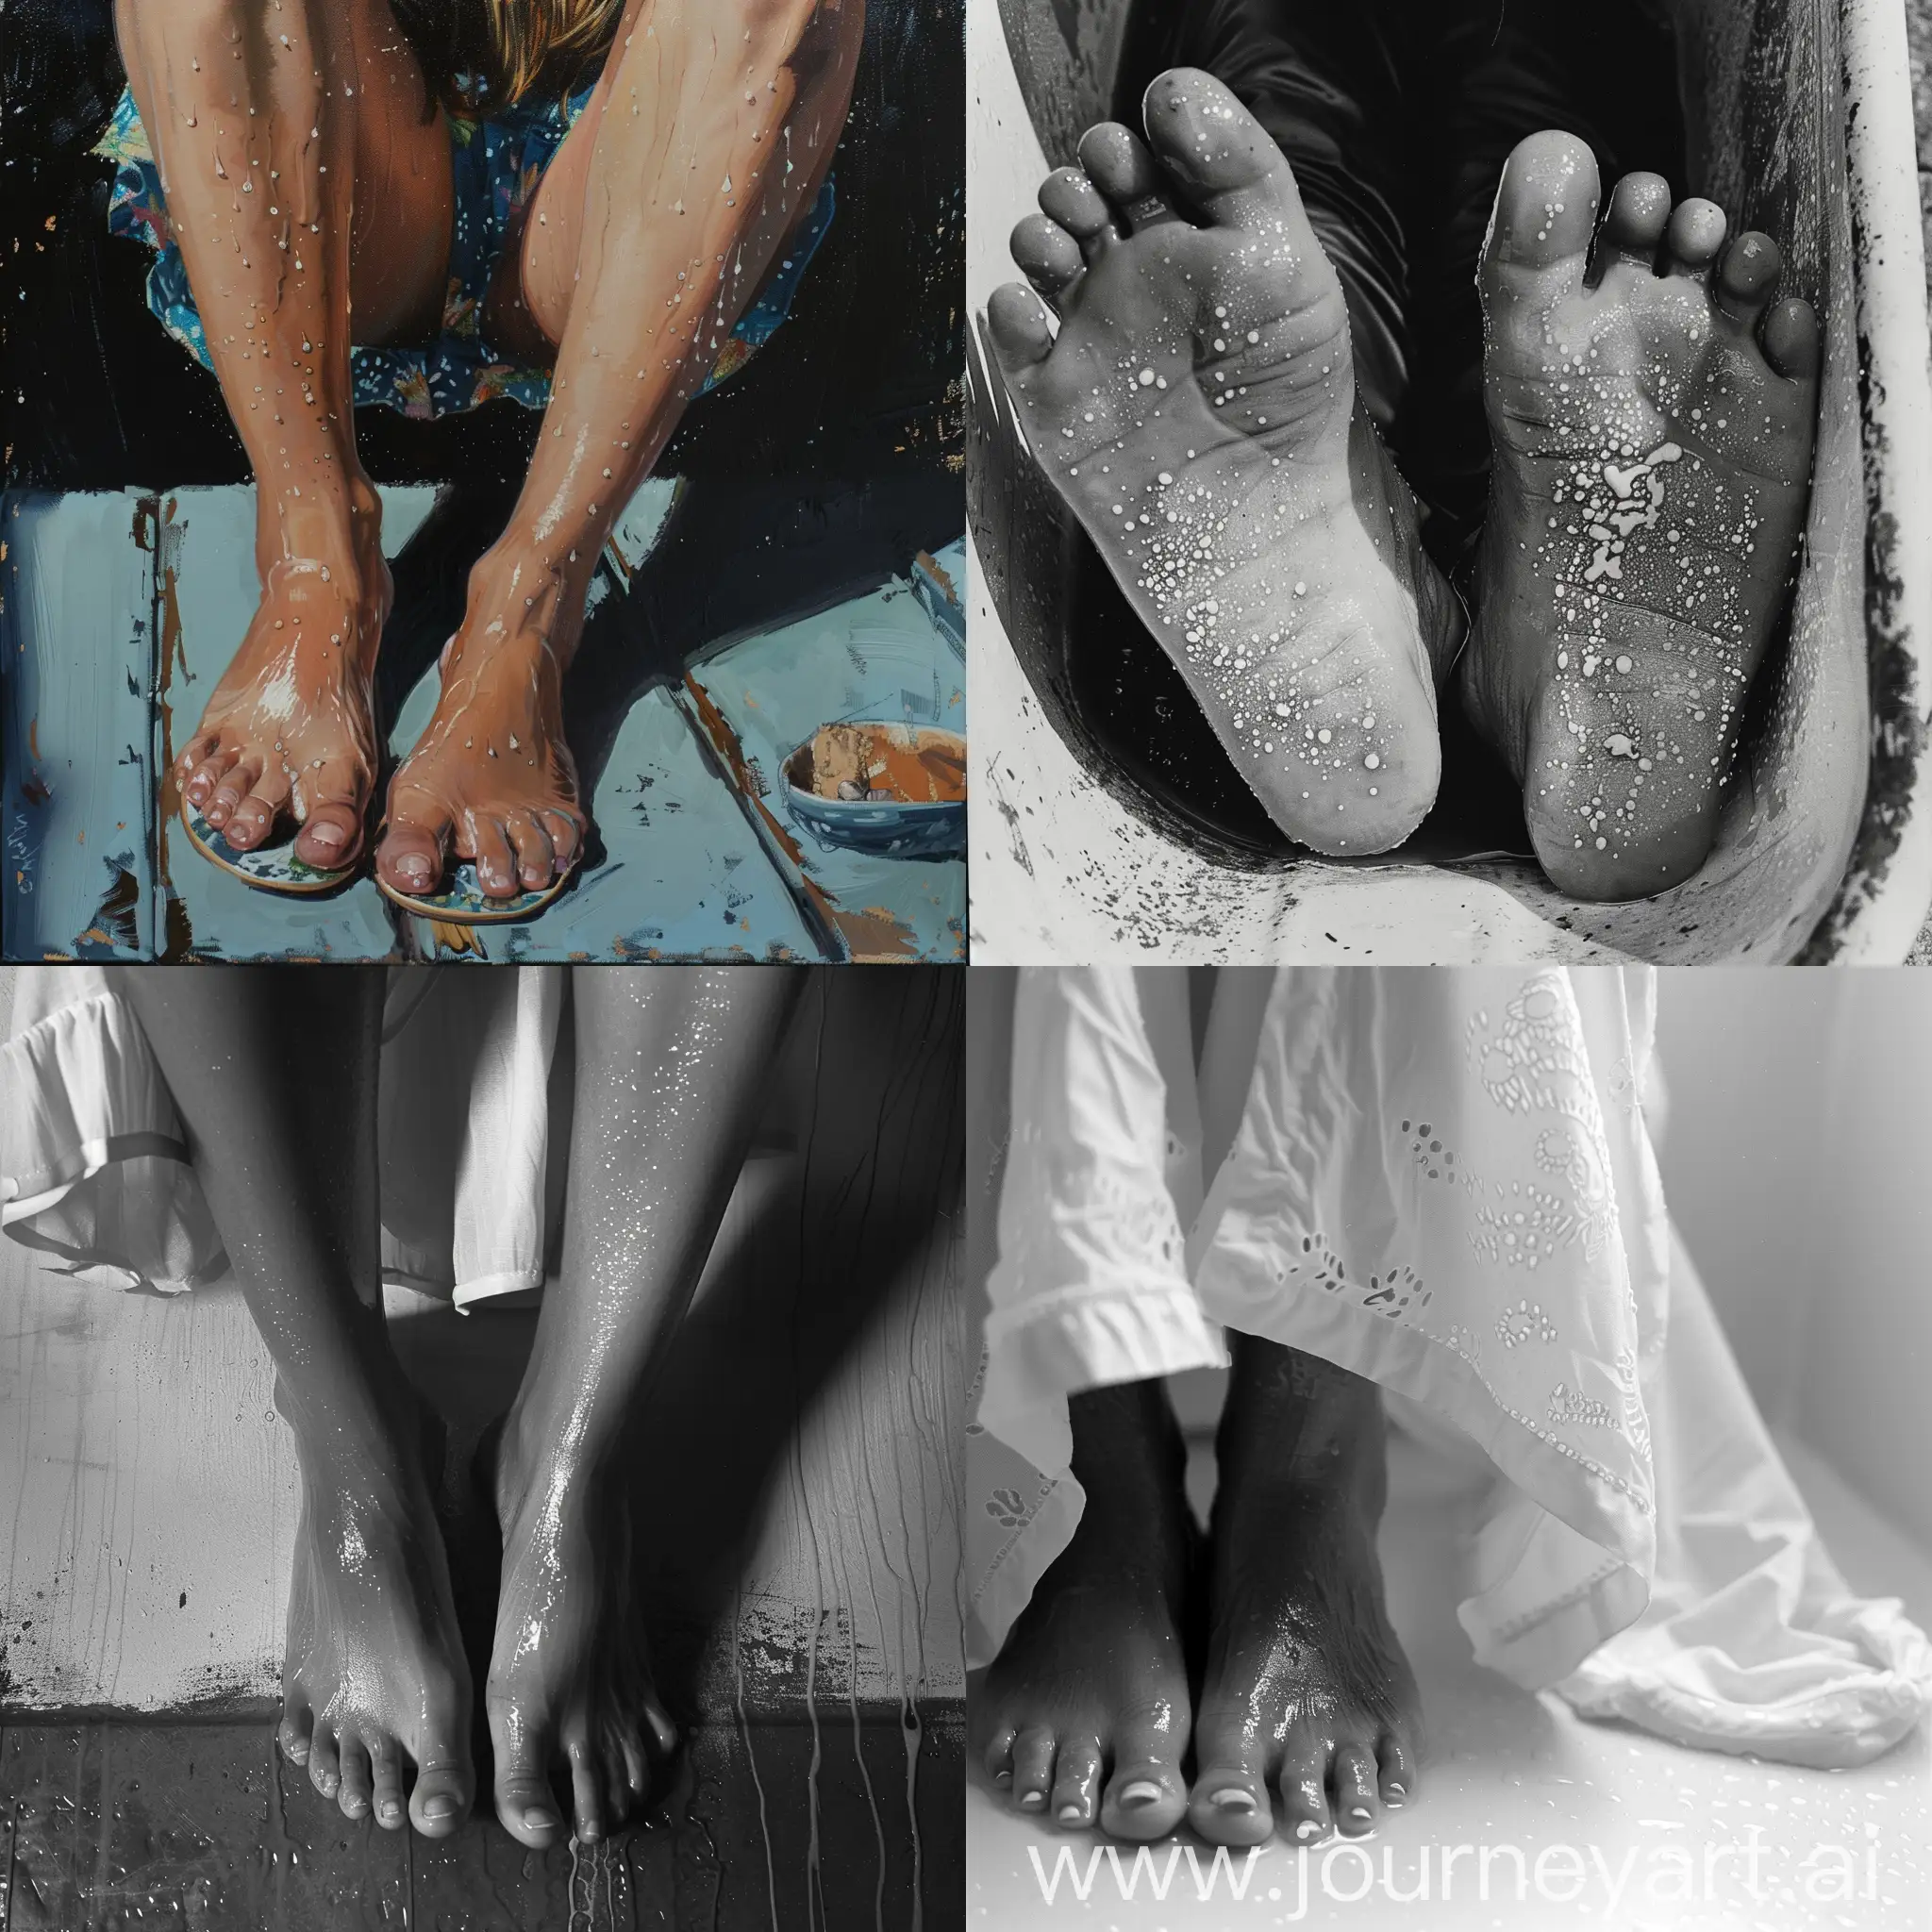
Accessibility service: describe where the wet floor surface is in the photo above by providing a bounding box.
[0,1707,961,1930]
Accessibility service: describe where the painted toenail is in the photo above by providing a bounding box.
[398,858,431,884]
[1209,1788,1256,1811]
[1058,1805,1084,1824]
[1019,1791,1045,1808]
[1119,1781,1164,1807]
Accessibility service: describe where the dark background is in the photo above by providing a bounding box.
[2,0,965,697]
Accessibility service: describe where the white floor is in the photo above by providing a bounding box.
[967,1429,1932,1930]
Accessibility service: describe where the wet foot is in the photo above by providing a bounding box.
[1461,133,1820,899]
[375,558,587,904]
[973,1382,1195,1840]
[985,68,1462,855]
[176,498,390,872]
[277,1380,475,1838]
[1188,1341,1420,1848]
[482,1414,677,1848]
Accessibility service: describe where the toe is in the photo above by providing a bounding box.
[619,1731,650,1802]
[223,771,291,853]
[308,1726,341,1802]
[1484,129,1602,277]
[1047,1735,1103,1829]
[1274,1722,1333,1845]
[982,1721,1019,1794]
[294,799,361,871]
[506,811,557,891]
[183,748,238,812]
[1377,1728,1418,1809]
[408,1682,474,1839]
[1332,1740,1380,1836]
[410,1752,474,1840]
[376,813,450,900]
[1715,231,1781,323]
[1038,166,1121,254]
[1592,170,1671,275]
[567,1736,606,1843]
[1075,120,1180,231]
[368,1737,408,1831]
[1186,1687,1274,1844]
[1139,68,1301,227]
[1760,295,1821,381]
[279,1703,313,1769]
[541,808,583,872]
[986,284,1056,374]
[1010,212,1085,302]
[641,1694,678,1761]
[205,758,262,831]
[336,1739,374,1822]
[602,1743,635,1828]
[1009,1724,1057,1815]
[1663,196,1727,276]
[491,1714,564,1849]
[1097,1715,1188,1841]
[470,818,520,900]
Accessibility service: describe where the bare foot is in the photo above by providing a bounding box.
[375,558,587,904]
[481,1414,676,1847]
[985,68,1462,856]
[974,1382,1195,1840]
[276,1381,475,1838]
[175,492,390,873]
[1461,132,1821,899]
[1187,1341,1421,1848]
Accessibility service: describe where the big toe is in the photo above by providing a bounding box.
[1139,68,1299,222]
[376,816,448,899]
[1485,129,1602,276]
[491,1723,565,1849]
[1097,1734,1188,1841]
[294,799,362,872]
[410,1754,474,1840]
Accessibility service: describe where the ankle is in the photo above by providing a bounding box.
[463,541,598,665]
[255,473,383,580]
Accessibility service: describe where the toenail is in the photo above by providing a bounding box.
[1209,1788,1256,1811]
[398,858,432,884]
[1057,1805,1084,1824]
[994,1770,1012,1786]
[1349,1806,1373,1823]
[525,1807,558,1831]
[1019,1790,1045,1808]
[1118,1781,1164,1807]
[306,822,346,850]
[1295,1820,1324,1841]
[1384,1783,1406,1804]
[379,1801,401,1821]
[421,1793,458,1821]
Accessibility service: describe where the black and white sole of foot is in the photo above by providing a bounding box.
[985,68,1462,858]
[1461,131,1821,901]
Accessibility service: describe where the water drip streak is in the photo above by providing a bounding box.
[732,1577,780,1931]
[791,986,831,1929]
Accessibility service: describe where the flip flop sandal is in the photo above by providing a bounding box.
[178,796,360,896]
[375,853,578,924]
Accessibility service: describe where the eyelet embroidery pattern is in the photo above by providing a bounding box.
[1270,1233,1433,1319]
[1496,1299,1560,1349]
[1549,1382,1617,1431]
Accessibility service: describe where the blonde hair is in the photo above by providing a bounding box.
[484,0,626,105]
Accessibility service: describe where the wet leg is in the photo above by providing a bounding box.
[119,968,473,1837]
[117,0,451,869]
[484,966,805,1847]
[375,0,866,903]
